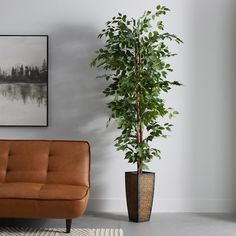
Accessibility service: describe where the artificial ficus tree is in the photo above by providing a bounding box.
[91,4,183,174]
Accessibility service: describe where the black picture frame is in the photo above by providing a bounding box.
[0,35,48,127]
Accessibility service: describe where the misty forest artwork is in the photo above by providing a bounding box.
[0,35,48,126]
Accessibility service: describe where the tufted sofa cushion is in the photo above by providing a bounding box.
[3,141,50,183]
[0,140,90,187]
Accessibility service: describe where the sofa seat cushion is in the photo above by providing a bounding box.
[0,183,88,200]
[0,182,43,199]
[39,184,88,200]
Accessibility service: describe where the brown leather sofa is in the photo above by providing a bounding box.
[0,140,90,233]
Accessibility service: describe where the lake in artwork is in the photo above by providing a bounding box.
[0,83,47,126]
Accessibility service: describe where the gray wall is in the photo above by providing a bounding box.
[0,0,236,212]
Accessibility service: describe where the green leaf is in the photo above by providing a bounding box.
[172,81,182,86]
[157,21,164,30]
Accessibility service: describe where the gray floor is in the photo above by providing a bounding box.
[1,213,236,236]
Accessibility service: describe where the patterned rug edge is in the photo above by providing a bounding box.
[0,227,124,236]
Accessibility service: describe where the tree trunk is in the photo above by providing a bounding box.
[135,37,143,175]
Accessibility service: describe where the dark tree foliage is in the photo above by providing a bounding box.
[0,59,47,83]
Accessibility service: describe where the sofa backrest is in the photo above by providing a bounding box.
[0,140,90,187]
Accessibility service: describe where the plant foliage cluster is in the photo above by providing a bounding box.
[91,5,183,174]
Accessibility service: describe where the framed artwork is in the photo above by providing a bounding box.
[0,35,48,127]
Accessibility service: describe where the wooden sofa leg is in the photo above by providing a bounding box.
[66,219,72,233]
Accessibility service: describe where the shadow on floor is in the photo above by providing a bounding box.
[0,218,65,228]
[86,212,129,222]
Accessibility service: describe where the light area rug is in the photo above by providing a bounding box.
[0,227,123,236]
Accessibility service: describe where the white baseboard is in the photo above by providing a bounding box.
[87,198,236,213]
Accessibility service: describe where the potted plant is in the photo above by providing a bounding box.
[91,4,183,222]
